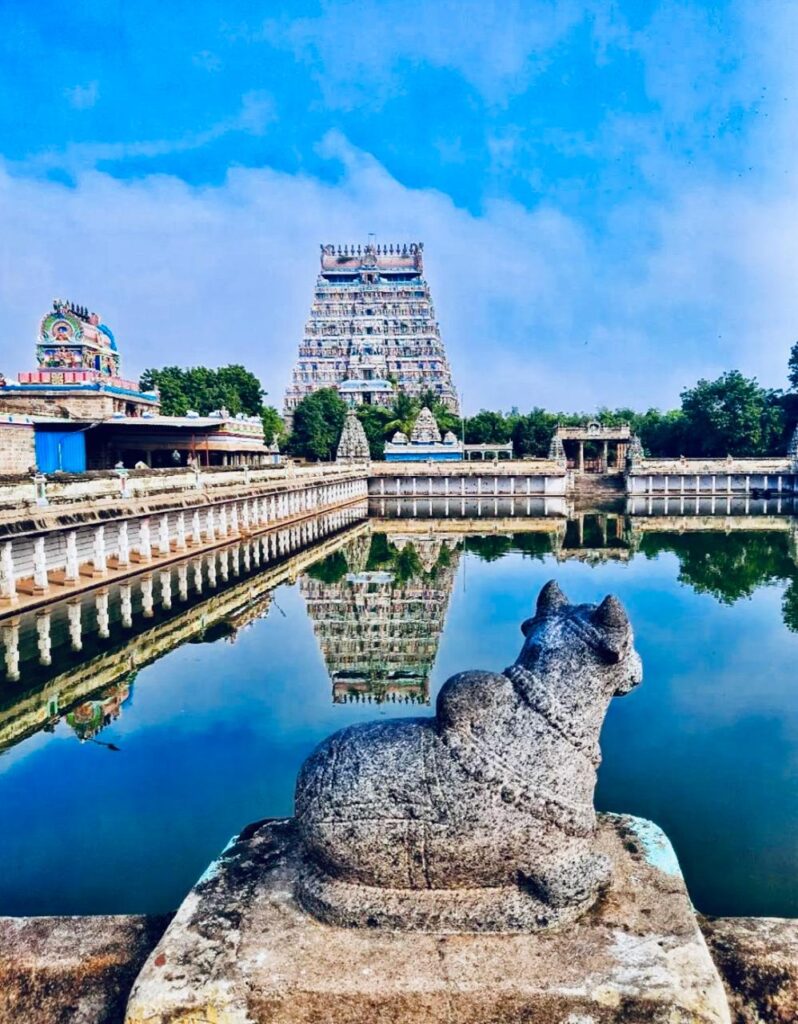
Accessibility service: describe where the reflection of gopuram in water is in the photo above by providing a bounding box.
[301,530,461,705]
[0,504,368,752]
[66,678,132,742]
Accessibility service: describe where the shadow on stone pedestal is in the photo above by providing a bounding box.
[125,815,730,1024]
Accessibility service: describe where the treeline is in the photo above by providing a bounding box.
[142,346,798,462]
[286,369,798,461]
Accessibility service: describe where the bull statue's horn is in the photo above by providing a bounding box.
[536,580,568,616]
[593,594,628,630]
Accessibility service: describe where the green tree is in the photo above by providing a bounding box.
[140,366,189,415]
[464,410,512,444]
[384,392,419,437]
[261,406,285,446]
[214,365,265,415]
[510,408,559,457]
[788,340,798,392]
[288,388,348,461]
[140,364,266,417]
[356,405,393,460]
[679,371,784,456]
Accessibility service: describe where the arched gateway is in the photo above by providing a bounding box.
[553,422,632,474]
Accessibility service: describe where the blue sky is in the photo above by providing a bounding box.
[1,0,797,412]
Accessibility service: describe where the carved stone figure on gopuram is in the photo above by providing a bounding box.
[295,580,643,932]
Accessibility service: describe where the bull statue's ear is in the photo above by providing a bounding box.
[536,580,568,617]
[593,594,629,630]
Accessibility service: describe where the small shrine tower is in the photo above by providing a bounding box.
[0,300,160,419]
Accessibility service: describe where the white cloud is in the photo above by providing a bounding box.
[64,81,99,110]
[1,128,797,416]
[21,91,276,175]
[258,0,587,108]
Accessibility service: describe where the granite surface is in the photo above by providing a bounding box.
[0,913,170,1024]
[125,814,731,1024]
[295,581,643,931]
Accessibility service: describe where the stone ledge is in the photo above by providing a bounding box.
[699,915,798,1024]
[125,814,730,1024]
[0,914,170,1024]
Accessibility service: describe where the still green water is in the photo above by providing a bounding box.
[0,513,796,918]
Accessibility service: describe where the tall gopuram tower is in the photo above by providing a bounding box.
[283,241,459,426]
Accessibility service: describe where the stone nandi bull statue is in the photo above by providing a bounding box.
[295,581,643,932]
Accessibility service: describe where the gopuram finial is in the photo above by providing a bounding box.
[295,583,643,932]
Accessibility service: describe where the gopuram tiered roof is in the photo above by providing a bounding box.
[284,241,459,425]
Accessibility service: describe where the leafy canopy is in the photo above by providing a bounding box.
[288,388,348,461]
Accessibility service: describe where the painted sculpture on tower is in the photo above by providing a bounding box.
[37,300,120,377]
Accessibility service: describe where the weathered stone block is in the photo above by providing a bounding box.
[125,815,730,1024]
[0,914,170,1024]
[700,915,798,1024]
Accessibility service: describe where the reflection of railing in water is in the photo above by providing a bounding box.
[369,496,568,519]
[627,494,798,517]
[0,504,369,752]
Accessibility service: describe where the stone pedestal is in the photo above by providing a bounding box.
[126,814,730,1024]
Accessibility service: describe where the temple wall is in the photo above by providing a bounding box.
[368,461,567,498]
[627,462,795,496]
[0,423,35,476]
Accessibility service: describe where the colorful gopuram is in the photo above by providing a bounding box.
[0,299,160,419]
[284,242,459,426]
[0,300,272,471]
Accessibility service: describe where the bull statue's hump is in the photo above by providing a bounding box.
[295,580,643,932]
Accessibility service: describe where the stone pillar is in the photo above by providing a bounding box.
[92,526,107,575]
[578,442,584,472]
[160,570,173,610]
[36,610,52,666]
[96,589,110,639]
[120,583,133,628]
[242,501,251,533]
[2,618,20,681]
[138,519,152,561]
[206,508,216,542]
[65,531,79,581]
[231,503,240,535]
[141,575,154,618]
[191,510,202,546]
[67,599,82,651]
[158,515,170,556]
[33,536,48,591]
[117,522,130,567]
[176,513,187,551]
[219,506,229,537]
[0,541,16,601]
[603,441,609,472]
